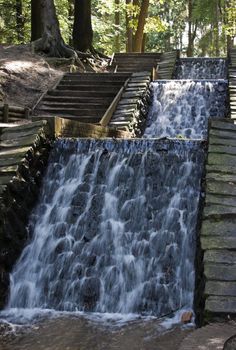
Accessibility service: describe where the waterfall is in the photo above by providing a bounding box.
[7,140,204,317]
[4,57,225,324]
[176,58,227,80]
[144,80,227,139]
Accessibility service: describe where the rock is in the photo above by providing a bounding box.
[181,311,193,323]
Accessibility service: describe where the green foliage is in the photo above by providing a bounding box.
[0,0,235,56]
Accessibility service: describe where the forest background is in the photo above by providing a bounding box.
[0,0,235,58]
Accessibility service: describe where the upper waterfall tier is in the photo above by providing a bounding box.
[144,80,228,139]
[175,58,228,80]
[7,139,205,318]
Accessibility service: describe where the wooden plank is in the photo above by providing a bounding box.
[99,78,129,127]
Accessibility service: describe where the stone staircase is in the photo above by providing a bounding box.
[34,73,130,123]
[229,48,236,119]
[112,52,162,74]
[201,119,236,317]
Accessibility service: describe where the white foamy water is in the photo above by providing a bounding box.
[5,140,204,322]
[144,80,227,139]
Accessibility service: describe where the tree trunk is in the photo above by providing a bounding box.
[214,1,220,56]
[31,0,43,41]
[73,0,93,52]
[68,0,74,46]
[133,0,149,52]
[114,0,120,52]
[15,0,24,43]
[34,0,75,57]
[126,0,133,52]
[187,0,193,57]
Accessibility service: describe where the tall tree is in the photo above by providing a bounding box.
[114,0,120,52]
[31,0,43,41]
[73,0,93,52]
[34,0,75,57]
[133,0,150,52]
[126,0,133,52]
[15,0,24,43]
[187,0,198,57]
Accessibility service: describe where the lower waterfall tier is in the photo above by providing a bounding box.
[7,139,205,317]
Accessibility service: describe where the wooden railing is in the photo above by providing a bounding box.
[99,78,130,127]
[0,104,30,123]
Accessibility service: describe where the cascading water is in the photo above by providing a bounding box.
[176,58,227,80]
[144,80,227,139]
[2,57,225,331]
[144,58,228,139]
[7,140,204,317]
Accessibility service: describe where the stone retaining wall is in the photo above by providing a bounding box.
[0,120,52,308]
[200,119,236,320]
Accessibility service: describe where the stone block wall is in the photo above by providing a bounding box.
[0,121,52,308]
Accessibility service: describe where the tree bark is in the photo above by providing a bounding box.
[187,0,193,57]
[126,0,133,52]
[114,0,120,52]
[68,0,74,46]
[34,0,75,57]
[16,0,24,43]
[73,0,93,52]
[31,0,43,41]
[214,0,220,56]
[133,0,149,52]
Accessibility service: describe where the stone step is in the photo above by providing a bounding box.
[206,180,236,196]
[205,193,236,207]
[41,102,110,109]
[38,107,104,118]
[208,153,236,167]
[0,134,39,148]
[206,164,236,174]
[205,296,236,313]
[202,237,236,251]
[64,73,129,78]
[204,250,236,264]
[206,171,236,182]
[208,145,236,155]
[211,120,236,131]
[60,79,125,86]
[209,136,236,147]
[209,128,236,139]
[205,281,236,297]
[43,96,111,104]
[204,204,236,218]
[56,85,119,92]
[47,90,116,98]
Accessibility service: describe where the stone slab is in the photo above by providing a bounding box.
[208,153,236,167]
[204,204,236,218]
[204,263,236,281]
[204,250,236,264]
[0,165,18,174]
[201,236,236,250]
[205,296,236,313]
[209,129,236,139]
[0,175,13,185]
[206,180,236,196]
[1,126,43,141]
[201,218,236,236]
[0,134,39,148]
[205,194,236,207]
[206,172,236,183]
[208,145,236,155]
[206,164,236,175]
[1,120,46,133]
[205,281,236,296]
[211,120,236,131]
[209,136,236,147]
